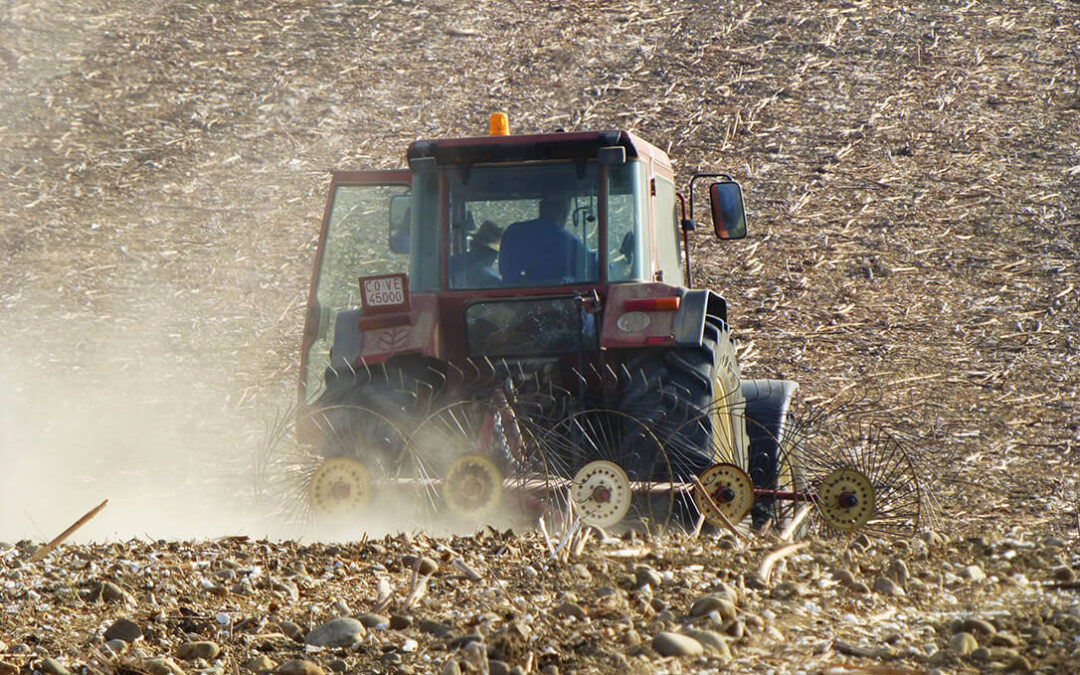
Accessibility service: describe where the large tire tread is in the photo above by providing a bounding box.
[619,315,732,480]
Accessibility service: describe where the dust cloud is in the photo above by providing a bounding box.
[0,1,454,543]
[0,293,301,543]
[0,293,482,544]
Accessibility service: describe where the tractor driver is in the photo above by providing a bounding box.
[499,190,598,285]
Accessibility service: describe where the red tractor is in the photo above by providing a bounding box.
[295,115,803,532]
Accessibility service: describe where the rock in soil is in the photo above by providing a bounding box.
[40,658,70,675]
[401,554,439,576]
[634,564,663,589]
[886,559,910,588]
[553,601,586,619]
[873,575,904,596]
[141,658,186,675]
[949,631,978,655]
[357,613,390,629]
[440,661,461,675]
[278,620,304,641]
[682,629,732,658]
[689,594,737,620]
[175,641,221,661]
[771,580,808,600]
[652,632,704,657]
[957,565,986,582]
[104,618,142,643]
[244,656,277,673]
[274,661,324,675]
[103,640,128,655]
[88,580,132,604]
[961,618,996,636]
[305,618,366,647]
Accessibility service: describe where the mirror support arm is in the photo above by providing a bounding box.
[682,172,735,286]
[677,192,693,287]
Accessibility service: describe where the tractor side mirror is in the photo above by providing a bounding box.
[388,194,411,254]
[709,181,747,240]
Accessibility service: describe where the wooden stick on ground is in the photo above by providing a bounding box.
[758,541,810,585]
[779,503,813,542]
[29,499,108,563]
[537,515,556,557]
[400,558,428,611]
[452,557,483,582]
[571,525,593,558]
[689,513,706,540]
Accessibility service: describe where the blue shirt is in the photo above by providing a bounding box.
[450,251,502,288]
[498,218,598,285]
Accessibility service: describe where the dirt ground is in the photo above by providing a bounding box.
[1,0,1078,672]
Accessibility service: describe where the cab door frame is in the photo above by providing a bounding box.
[298,170,412,406]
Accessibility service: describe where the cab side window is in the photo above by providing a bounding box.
[652,177,680,283]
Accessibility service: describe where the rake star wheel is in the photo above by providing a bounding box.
[410,398,558,528]
[692,463,754,528]
[539,409,675,531]
[571,460,632,528]
[814,467,875,533]
[308,456,373,515]
[307,404,414,473]
[252,401,428,534]
[796,419,925,537]
[671,409,805,532]
[443,454,503,519]
[305,403,434,524]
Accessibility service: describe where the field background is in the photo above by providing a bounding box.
[1,0,1077,540]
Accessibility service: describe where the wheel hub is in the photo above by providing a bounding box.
[693,463,754,528]
[571,460,631,528]
[815,468,875,533]
[308,456,373,515]
[444,454,503,519]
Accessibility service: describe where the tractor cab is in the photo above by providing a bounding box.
[299,117,746,406]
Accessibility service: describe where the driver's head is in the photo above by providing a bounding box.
[538,190,572,225]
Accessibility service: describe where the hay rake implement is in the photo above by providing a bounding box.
[262,383,927,540]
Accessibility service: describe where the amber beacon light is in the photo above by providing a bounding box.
[489,112,510,136]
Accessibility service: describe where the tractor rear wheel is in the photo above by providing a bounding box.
[312,355,448,480]
[619,315,737,481]
[319,355,447,427]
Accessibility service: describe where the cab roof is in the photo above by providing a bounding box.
[406,130,671,170]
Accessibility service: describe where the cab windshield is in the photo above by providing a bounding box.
[445,162,643,289]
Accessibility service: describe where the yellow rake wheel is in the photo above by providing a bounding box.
[571,460,632,528]
[693,462,755,528]
[815,467,875,533]
[308,456,373,515]
[444,454,503,519]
